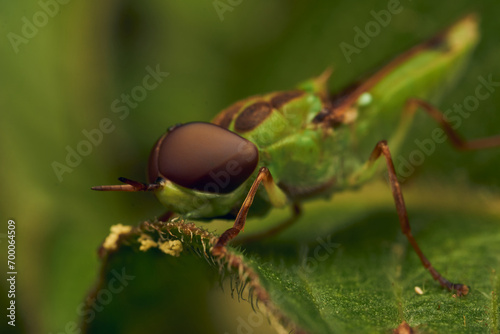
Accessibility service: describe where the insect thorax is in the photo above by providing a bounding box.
[212,89,358,200]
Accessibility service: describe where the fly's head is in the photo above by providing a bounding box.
[93,122,259,218]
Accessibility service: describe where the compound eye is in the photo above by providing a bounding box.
[148,122,259,194]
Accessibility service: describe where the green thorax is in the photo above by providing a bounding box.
[212,71,357,200]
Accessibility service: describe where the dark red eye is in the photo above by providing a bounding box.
[148,122,259,194]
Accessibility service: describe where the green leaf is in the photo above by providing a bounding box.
[83,183,500,333]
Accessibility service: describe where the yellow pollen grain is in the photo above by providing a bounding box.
[103,224,133,251]
[138,234,158,251]
[158,240,183,257]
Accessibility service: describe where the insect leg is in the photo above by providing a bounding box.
[368,140,469,296]
[405,98,500,150]
[234,203,302,245]
[212,167,286,256]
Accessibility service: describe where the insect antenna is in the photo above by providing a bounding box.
[91,177,162,192]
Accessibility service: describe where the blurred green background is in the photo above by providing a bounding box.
[1,0,499,333]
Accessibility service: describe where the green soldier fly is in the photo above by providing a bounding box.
[92,14,500,296]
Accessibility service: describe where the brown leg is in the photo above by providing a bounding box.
[369,140,469,296]
[405,98,500,150]
[234,203,302,245]
[212,167,276,256]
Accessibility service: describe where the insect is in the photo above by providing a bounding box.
[92,15,500,296]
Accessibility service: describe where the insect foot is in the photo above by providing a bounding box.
[452,284,470,297]
[212,227,241,257]
[435,267,470,296]
[211,245,225,257]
